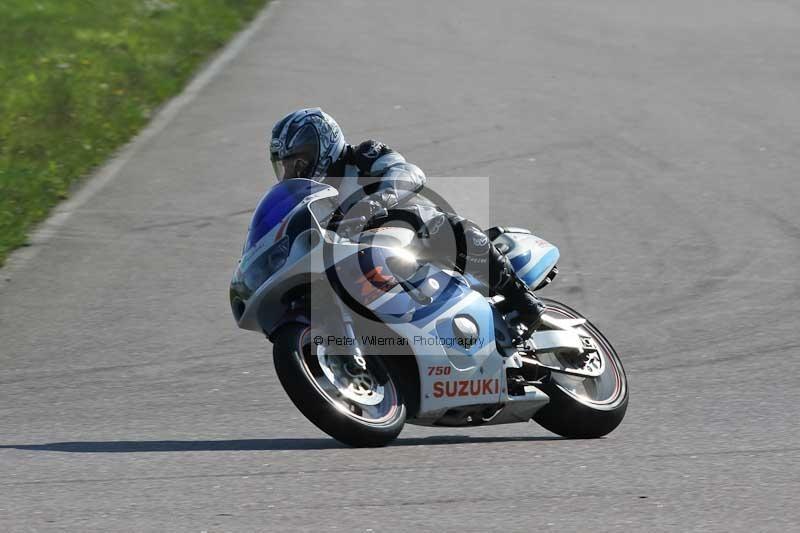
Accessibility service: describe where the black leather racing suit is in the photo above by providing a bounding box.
[323,141,544,323]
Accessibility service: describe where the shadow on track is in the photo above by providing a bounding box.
[0,435,563,453]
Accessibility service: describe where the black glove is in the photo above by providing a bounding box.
[352,140,395,177]
[348,199,388,224]
[345,186,397,223]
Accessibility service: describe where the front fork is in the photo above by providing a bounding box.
[331,298,367,370]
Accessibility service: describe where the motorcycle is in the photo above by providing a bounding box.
[230,178,628,447]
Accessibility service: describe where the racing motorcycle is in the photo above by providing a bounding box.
[230,178,628,447]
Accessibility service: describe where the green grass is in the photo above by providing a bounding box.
[0,0,266,266]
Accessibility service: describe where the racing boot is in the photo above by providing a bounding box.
[453,218,545,334]
[497,273,545,332]
[489,244,545,335]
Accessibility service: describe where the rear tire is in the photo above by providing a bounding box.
[532,299,628,438]
[272,323,406,447]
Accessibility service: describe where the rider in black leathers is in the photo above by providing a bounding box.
[268,108,544,330]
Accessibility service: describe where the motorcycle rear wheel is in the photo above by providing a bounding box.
[272,323,406,447]
[532,299,628,438]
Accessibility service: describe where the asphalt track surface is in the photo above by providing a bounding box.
[2,1,799,531]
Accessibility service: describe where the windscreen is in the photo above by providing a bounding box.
[244,178,331,253]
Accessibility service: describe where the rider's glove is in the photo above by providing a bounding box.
[352,140,395,177]
[349,199,388,224]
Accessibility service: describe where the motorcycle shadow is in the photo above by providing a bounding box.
[0,435,564,453]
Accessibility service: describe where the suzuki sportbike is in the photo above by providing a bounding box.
[230,178,628,446]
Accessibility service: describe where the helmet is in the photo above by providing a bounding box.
[269,108,345,180]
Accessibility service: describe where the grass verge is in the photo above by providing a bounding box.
[0,0,267,266]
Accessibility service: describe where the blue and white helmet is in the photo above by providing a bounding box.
[269,108,346,180]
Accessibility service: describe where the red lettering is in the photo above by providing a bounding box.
[431,378,501,399]
[427,366,452,376]
[470,381,481,395]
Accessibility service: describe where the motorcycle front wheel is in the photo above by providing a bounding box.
[272,323,406,447]
[532,298,629,438]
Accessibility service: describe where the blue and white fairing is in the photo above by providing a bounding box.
[329,227,559,417]
[332,244,506,413]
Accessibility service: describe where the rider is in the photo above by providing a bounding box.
[268,107,544,331]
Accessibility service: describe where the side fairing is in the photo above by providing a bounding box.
[331,247,506,416]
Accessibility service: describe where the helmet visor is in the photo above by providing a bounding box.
[270,153,286,181]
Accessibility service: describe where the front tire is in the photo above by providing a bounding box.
[272,323,406,447]
[532,299,628,438]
